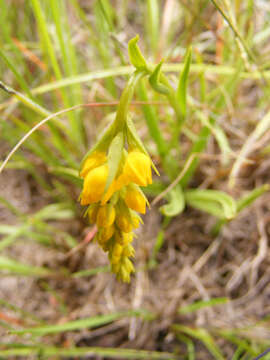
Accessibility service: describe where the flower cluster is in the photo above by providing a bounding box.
[80,148,153,282]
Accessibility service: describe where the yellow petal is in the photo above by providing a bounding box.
[122,151,152,187]
[81,164,108,205]
[80,152,107,178]
[124,186,146,214]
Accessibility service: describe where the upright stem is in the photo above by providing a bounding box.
[114,70,146,130]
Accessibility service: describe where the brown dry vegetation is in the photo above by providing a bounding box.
[1,1,270,359]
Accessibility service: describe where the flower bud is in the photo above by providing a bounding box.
[96,205,115,228]
[116,213,133,233]
[97,225,114,244]
[115,231,133,246]
[111,243,123,264]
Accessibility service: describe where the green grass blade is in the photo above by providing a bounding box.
[177,47,192,119]
[0,346,176,359]
[0,256,52,277]
[179,298,228,314]
[173,325,225,360]
[146,0,159,54]
[11,309,153,336]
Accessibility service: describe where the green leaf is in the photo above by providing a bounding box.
[0,345,176,359]
[128,35,148,70]
[160,185,185,217]
[49,166,83,186]
[0,256,52,277]
[173,325,225,360]
[177,47,192,119]
[237,184,270,213]
[105,131,124,192]
[179,297,228,314]
[11,309,152,336]
[185,189,237,219]
[149,61,170,95]
[197,111,231,165]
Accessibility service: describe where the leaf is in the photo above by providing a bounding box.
[0,345,176,359]
[197,111,231,165]
[179,298,228,314]
[173,325,225,360]
[160,185,185,217]
[128,35,148,70]
[49,166,83,186]
[237,184,270,213]
[185,189,237,219]
[0,256,52,277]
[105,131,124,192]
[11,309,153,336]
[177,47,192,119]
[149,61,170,95]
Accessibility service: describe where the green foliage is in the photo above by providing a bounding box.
[0,1,270,358]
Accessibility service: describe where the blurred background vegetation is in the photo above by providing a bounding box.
[1,0,270,359]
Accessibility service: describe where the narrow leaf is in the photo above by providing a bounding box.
[128,35,148,70]
[149,61,170,95]
[177,47,192,119]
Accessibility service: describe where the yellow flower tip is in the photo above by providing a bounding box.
[118,267,131,283]
[131,215,142,229]
[80,164,108,205]
[123,257,135,273]
[80,152,107,178]
[123,243,135,258]
[96,205,116,228]
[123,151,152,187]
[124,187,146,214]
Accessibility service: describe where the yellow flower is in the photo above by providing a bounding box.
[80,164,108,205]
[124,185,147,214]
[96,205,115,228]
[80,152,107,178]
[122,150,152,187]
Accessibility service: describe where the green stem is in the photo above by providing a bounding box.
[114,70,146,130]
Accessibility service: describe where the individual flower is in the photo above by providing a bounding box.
[124,184,148,214]
[80,164,108,205]
[80,151,107,178]
[122,150,152,187]
[96,205,116,228]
